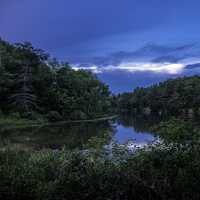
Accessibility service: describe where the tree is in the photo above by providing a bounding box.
[0,38,113,120]
[10,62,37,113]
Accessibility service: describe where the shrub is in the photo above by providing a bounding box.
[70,110,87,120]
[9,112,21,119]
[46,111,62,122]
[0,143,200,200]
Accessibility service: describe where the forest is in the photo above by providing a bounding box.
[117,76,200,119]
[0,39,113,123]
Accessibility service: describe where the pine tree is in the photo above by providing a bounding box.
[10,62,37,113]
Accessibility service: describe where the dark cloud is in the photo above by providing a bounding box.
[185,63,200,70]
[132,44,189,57]
[75,43,197,67]
[151,56,183,63]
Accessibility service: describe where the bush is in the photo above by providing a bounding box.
[1,143,200,200]
[46,111,62,122]
[70,110,87,120]
[151,118,199,143]
[9,112,21,119]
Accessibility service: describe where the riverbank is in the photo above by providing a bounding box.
[0,115,118,131]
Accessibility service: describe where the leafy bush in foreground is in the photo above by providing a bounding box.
[151,118,200,143]
[0,143,200,200]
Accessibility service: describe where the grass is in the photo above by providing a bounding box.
[0,142,200,200]
[0,116,45,129]
[0,115,117,131]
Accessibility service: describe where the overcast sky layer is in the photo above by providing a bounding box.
[1,0,200,93]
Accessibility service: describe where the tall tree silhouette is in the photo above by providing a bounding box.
[10,62,37,112]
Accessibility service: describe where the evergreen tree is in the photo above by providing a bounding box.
[10,62,37,113]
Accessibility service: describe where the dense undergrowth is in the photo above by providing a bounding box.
[0,141,200,200]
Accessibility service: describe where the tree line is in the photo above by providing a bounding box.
[118,76,200,119]
[0,38,113,121]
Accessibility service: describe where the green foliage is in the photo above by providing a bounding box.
[118,76,200,119]
[1,143,200,200]
[0,38,112,121]
[46,111,62,122]
[151,118,200,143]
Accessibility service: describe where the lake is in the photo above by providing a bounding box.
[0,116,158,151]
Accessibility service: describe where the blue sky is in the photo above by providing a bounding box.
[1,0,200,93]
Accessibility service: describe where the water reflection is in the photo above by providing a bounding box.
[117,114,162,132]
[113,115,159,146]
[0,115,159,151]
[0,121,115,151]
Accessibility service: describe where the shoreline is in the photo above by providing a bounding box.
[0,115,118,131]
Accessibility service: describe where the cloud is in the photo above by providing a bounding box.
[185,63,200,70]
[73,62,185,74]
[72,43,200,74]
[132,43,195,57]
[151,56,183,63]
[110,43,195,60]
[74,43,197,67]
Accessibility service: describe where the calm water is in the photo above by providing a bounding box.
[0,116,157,151]
[114,124,156,146]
